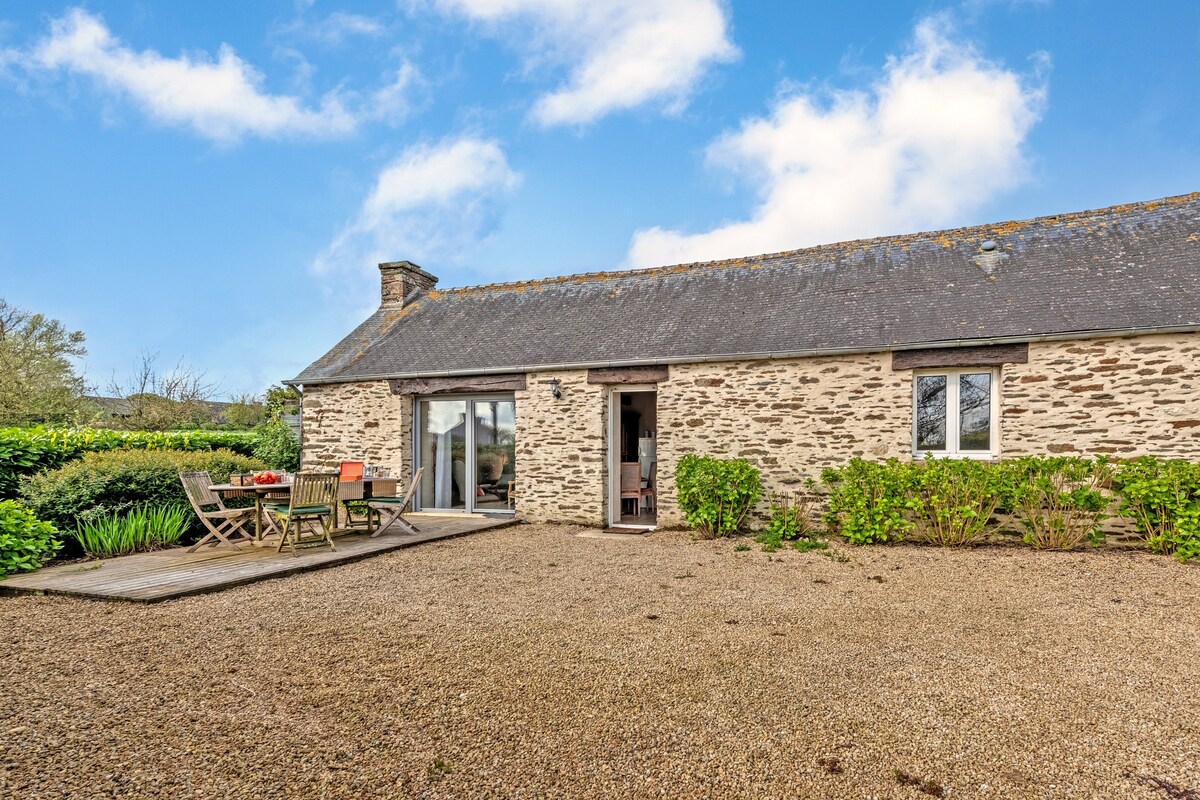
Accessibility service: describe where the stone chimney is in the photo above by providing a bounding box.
[379,261,438,307]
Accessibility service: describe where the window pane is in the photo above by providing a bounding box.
[418,399,467,509]
[474,400,516,511]
[915,376,947,451]
[959,373,992,451]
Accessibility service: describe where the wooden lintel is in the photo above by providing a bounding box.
[389,373,527,395]
[891,343,1029,371]
[586,365,669,385]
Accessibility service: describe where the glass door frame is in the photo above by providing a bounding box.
[413,392,516,515]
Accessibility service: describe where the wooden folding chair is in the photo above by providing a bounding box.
[337,478,368,530]
[180,471,256,552]
[367,468,423,537]
[272,472,339,555]
[356,478,397,533]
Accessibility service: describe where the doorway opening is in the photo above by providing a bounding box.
[608,387,657,529]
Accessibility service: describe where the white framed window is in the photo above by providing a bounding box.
[912,368,999,458]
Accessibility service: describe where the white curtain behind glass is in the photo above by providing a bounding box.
[435,430,452,507]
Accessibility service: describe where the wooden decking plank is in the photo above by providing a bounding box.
[48,531,464,593]
[7,534,464,600]
[0,516,515,602]
[4,522,470,595]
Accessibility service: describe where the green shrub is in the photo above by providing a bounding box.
[755,487,826,552]
[74,504,190,557]
[252,416,301,471]
[674,454,763,539]
[821,458,915,545]
[1006,457,1110,550]
[0,426,257,499]
[1114,457,1200,562]
[907,458,999,547]
[0,500,61,577]
[19,448,266,537]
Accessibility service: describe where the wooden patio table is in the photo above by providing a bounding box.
[208,478,395,540]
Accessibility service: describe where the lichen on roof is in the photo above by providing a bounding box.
[293,191,1200,383]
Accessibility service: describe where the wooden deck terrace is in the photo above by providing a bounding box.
[0,513,516,603]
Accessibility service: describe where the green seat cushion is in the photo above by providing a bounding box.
[272,504,333,515]
[367,496,406,504]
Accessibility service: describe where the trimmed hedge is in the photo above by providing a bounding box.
[19,448,267,540]
[0,426,258,499]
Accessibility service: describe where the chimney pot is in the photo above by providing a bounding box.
[379,261,438,306]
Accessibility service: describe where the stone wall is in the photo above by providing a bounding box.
[655,353,913,526]
[1003,333,1200,457]
[298,331,1200,528]
[300,381,412,478]
[513,370,608,526]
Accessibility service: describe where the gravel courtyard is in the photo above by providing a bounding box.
[3,524,1199,799]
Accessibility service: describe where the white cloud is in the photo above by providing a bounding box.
[432,0,738,126]
[367,61,421,120]
[312,136,521,303]
[628,16,1046,267]
[21,7,357,142]
[276,10,387,47]
[314,11,386,41]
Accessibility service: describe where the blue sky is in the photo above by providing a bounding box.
[1,1,1198,397]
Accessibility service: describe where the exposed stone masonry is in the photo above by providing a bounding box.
[300,381,412,478]
[380,260,437,307]
[655,353,913,526]
[1002,333,1200,457]
[514,370,608,526]
[301,332,1200,529]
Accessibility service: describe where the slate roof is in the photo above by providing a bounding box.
[293,192,1200,384]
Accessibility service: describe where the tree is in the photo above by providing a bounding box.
[253,385,302,470]
[222,393,266,430]
[0,298,88,426]
[264,384,300,416]
[105,352,218,431]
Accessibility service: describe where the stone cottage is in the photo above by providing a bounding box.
[290,193,1200,528]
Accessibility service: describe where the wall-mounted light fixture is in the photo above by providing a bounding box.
[549,378,562,399]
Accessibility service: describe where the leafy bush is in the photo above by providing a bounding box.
[74,504,190,557]
[1005,457,1111,550]
[674,454,763,539]
[251,416,301,471]
[19,448,266,536]
[0,500,61,577]
[0,426,257,499]
[907,458,999,547]
[821,458,915,545]
[755,488,826,552]
[821,456,1122,550]
[1114,457,1200,562]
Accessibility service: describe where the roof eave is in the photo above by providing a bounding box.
[284,323,1200,387]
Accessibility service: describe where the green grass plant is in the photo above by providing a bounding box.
[73,504,190,557]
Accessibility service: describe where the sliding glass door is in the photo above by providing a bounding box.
[473,399,516,512]
[417,399,467,510]
[415,395,516,513]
